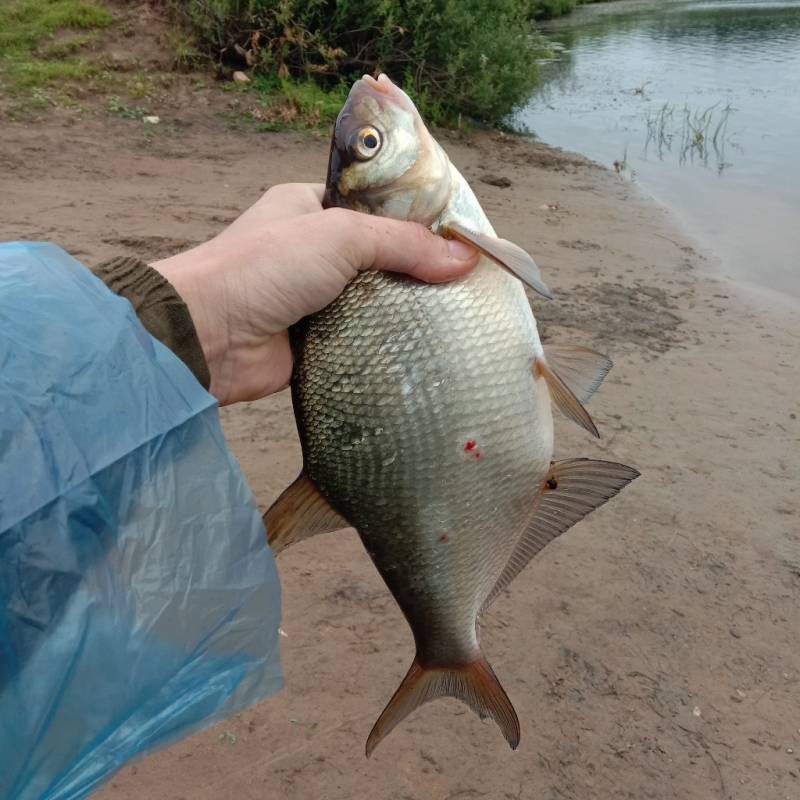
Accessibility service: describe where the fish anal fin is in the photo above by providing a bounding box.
[483,458,640,610]
[440,221,553,300]
[542,344,613,404]
[264,473,350,555]
[365,652,519,757]
[536,356,600,438]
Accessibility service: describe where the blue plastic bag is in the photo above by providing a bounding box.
[0,243,283,799]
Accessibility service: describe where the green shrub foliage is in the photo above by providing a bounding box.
[528,0,606,21]
[528,0,576,20]
[183,0,546,124]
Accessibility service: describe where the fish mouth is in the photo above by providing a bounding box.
[323,135,347,209]
[350,73,415,113]
[323,110,359,210]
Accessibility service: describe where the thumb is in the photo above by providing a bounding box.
[324,208,480,283]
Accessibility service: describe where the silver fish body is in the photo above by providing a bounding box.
[291,258,553,664]
[267,74,638,756]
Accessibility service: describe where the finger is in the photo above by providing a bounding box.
[257,183,326,221]
[324,209,480,283]
[307,184,326,204]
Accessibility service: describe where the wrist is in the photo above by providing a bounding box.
[151,242,230,399]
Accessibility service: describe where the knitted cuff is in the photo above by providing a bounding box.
[92,256,211,390]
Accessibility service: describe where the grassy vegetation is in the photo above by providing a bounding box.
[0,0,113,93]
[245,75,349,130]
[165,27,204,71]
[178,0,550,126]
[214,75,349,132]
[105,94,151,120]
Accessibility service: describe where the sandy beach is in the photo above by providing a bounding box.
[1,109,798,799]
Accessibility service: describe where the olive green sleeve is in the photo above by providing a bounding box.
[92,256,211,390]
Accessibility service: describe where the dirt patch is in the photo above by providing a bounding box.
[537,281,686,354]
[480,173,514,188]
[557,238,602,251]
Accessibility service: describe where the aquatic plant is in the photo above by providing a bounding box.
[644,101,737,172]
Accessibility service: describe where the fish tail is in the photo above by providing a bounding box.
[365,652,520,757]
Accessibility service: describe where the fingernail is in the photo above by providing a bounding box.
[446,239,477,262]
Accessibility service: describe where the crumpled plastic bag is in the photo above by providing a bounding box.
[0,243,283,800]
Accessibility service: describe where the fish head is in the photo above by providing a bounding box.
[324,74,452,225]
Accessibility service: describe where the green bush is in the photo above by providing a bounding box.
[527,0,606,21]
[181,0,548,125]
[528,0,575,19]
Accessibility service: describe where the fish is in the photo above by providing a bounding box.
[265,73,639,756]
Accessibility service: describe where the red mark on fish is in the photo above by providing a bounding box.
[463,439,482,461]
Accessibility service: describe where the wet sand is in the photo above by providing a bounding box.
[1,111,798,799]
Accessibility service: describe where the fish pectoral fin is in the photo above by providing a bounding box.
[439,221,553,300]
[542,344,612,404]
[263,473,350,555]
[483,458,640,611]
[535,356,600,438]
[365,653,520,758]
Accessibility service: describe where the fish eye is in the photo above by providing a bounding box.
[352,126,382,160]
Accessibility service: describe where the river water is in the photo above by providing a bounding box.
[518,0,800,301]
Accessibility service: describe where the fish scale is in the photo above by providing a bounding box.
[291,260,550,663]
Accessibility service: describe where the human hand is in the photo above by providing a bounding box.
[152,183,479,405]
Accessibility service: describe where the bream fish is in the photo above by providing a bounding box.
[266,74,639,756]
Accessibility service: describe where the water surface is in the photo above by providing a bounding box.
[519,0,800,299]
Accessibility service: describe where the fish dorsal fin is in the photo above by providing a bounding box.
[440,221,553,300]
[365,652,519,757]
[264,473,350,555]
[482,459,640,611]
[542,344,612,404]
[535,356,600,438]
